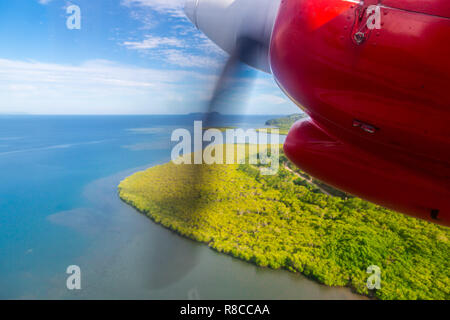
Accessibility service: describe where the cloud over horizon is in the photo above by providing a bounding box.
[0,1,300,115]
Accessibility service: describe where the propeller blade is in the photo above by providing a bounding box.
[205,36,266,124]
[150,1,273,289]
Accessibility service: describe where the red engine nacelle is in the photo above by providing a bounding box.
[271,0,450,226]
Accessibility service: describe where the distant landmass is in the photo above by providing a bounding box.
[258,113,307,135]
[187,112,222,117]
[265,113,307,127]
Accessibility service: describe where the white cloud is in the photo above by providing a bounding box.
[0,58,213,114]
[162,49,223,69]
[38,0,53,4]
[253,94,288,105]
[123,36,184,50]
[121,0,185,17]
[0,58,299,115]
[129,10,157,30]
[120,0,226,70]
[121,35,223,69]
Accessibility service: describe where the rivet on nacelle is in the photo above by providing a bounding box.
[353,32,366,45]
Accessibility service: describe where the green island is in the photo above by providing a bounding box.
[118,145,449,300]
[256,114,307,135]
[202,126,236,132]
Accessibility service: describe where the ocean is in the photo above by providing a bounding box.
[0,115,363,299]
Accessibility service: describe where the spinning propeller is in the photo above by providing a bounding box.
[149,0,281,289]
[185,0,280,118]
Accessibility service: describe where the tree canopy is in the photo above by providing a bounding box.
[118,145,449,300]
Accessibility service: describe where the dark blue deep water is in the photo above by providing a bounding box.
[0,115,363,300]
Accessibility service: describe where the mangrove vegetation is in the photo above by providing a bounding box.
[118,145,449,300]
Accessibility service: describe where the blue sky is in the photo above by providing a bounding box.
[0,0,299,115]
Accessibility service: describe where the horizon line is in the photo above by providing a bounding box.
[0,113,302,116]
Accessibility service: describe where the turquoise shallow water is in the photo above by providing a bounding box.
[0,115,364,299]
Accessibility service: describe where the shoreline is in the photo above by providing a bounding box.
[117,148,450,300]
[45,162,364,300]
[117,153,372,300]
[119,195,372,299]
